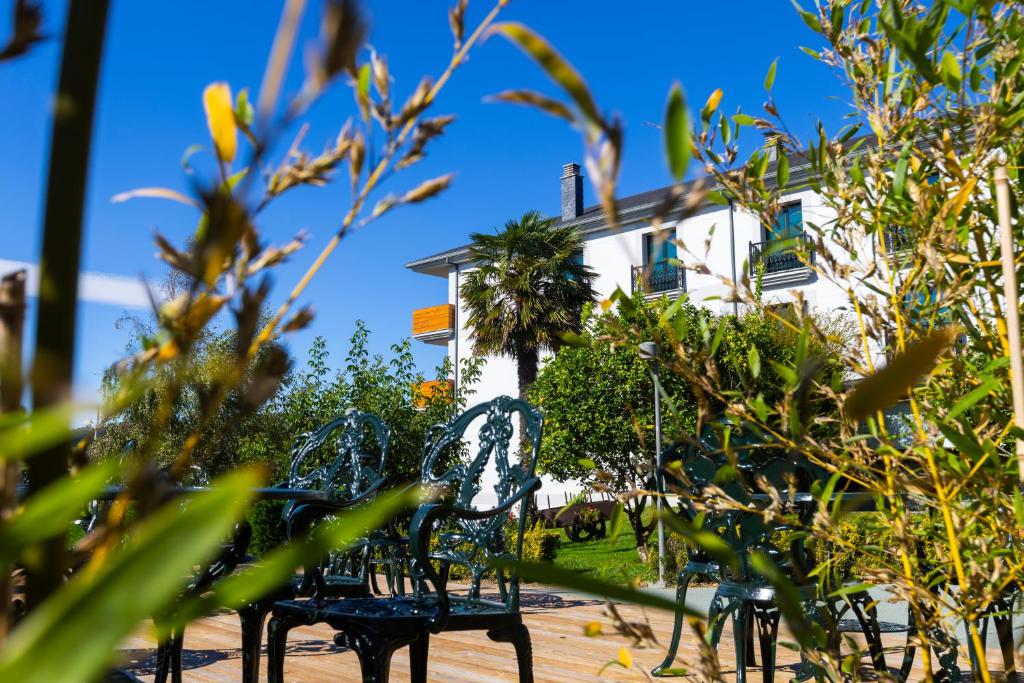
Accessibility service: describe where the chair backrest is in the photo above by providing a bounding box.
[412,395,543,615]
[662,419,822,584]
[285,410,390,503]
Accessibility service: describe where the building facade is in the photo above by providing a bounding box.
[405,160,867,505]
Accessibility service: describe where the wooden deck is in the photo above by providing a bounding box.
[113,586,1011,682]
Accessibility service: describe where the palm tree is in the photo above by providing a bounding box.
[462,210,597,405]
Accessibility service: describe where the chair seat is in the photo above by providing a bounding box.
[273,595,520,635]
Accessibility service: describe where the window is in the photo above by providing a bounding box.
[644,231,677,266]
[883,225,913,254]
[565,250,585,281]
[634,231,684,294]
[903,288,950,330]
[767,201,803,241]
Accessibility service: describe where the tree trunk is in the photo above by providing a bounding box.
[27,0,111,610]
[625,496,653,563]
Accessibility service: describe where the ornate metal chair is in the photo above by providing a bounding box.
[265,395,543,683]
[236,410,390,683]
[653,421,890,682]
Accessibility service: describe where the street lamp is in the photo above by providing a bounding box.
[638,341,666,588]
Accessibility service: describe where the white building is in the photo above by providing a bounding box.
[405,159,884,505]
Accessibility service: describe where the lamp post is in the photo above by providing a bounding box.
[638,341,666,588]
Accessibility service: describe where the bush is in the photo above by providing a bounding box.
[522,522,560,563]
[646,532,691,581]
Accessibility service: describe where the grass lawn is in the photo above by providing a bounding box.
[552,522,657,585]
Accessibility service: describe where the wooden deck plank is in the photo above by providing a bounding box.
[114,586,1009,682]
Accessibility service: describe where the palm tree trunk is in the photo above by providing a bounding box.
[515,346,539,466]
[27,0,111,610]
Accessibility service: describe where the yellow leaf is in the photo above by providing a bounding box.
[944,177,977,218]
[583,621,602,637]
[618,647,633,668]
[600,298,612,312]
[703,88,723,116]
[203,82,237,164]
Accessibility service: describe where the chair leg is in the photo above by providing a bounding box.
[342,631,400,683]
[154,638,171,683]
[169,629,184,683]
[267,614,299,683]
[994,612,1015,676]
[409,634,429,683]
[239,603,269,683]
[753,605,780,683]
[733,602,750,683]
[843,590,887,673]
[487,622,534,683]
[653,571,694,676]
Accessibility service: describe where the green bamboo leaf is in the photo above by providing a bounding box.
[0,470,260,683]
[709,319,726,355]
[356,62,371,99]
[777,151,790,188]
[947,377,1001,420]
[747,346,761,379]
[732,113,756,126]
[893,141,912,198]
[558,331,590,348]
[764,57,779,91]
[939,50,962,88]
[791,0,823,32]
[769,360,798,387]
[664,82,691,182]
[607,502,625,541]
[937,424,985,459]
[845,327,958,421]
[0,404,75,461]
[661,513,738,572]
[0,460,117,565]
[490,23,601,126]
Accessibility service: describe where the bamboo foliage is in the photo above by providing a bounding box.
[495,1,1024,680]
[0,1,514,680]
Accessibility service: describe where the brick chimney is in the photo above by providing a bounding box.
[561,162,584,221]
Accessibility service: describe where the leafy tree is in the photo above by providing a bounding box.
[530,291,846,561]
[461,210,597,405]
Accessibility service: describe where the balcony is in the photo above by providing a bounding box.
[631,261,686,299]
[412,304,454,345]
[882,226,913,267]
[748,234,814,287]
[413,379,454,409]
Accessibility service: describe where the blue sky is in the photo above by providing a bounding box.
[0,0,848,406]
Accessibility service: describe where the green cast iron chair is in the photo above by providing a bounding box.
[653,420,891,682]
[265,395,543,683]
[236,409,390,683]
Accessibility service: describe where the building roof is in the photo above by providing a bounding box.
[404,135,848,277]
[403,178,715,277]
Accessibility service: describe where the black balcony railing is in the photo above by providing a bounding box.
[883,225,913,254]
[632,261,685,295]
[749,234,812,275]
